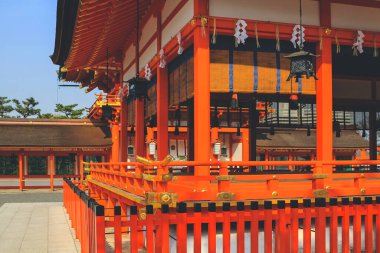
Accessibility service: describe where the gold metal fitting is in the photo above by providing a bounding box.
[160,193,172,204]
[272,191,278,197]
[136,156,153,165]
[162,174,173,181]
[325,185,331,190]
[361,188,366,194]
[325,28,332,35]
[139,208,146,220]
[312,174,329,179]
[216,192,235,201]
[312,189,329,197]
[161,155,173,166]
[272,175,277,179]
[360,173,365,178]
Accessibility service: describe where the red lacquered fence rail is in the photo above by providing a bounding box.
[63,178,105,253]
[64,178,380,253]
[85,159,380,201]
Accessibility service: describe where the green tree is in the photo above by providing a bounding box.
[0,97,14,118]
[55,103,85,119]
[13,97,41,118]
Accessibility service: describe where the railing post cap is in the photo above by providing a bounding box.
[114,206,121,215]
[95,205,104,216]
[237,201,245,211]
[277,200,285,209]
[222,202,231,211]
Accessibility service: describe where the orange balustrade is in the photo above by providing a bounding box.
[84,159,380,202]
[63,178,380,253]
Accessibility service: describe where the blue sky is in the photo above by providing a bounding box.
[0,0,96,115]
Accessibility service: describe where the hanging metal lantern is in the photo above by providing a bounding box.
[285,50,318,82]
[127,76,148,100]
[101,105,114,121]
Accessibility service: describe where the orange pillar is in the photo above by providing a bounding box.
[316,3,333,178]
[157,67,169,160]
[18,154,24,191]
[49,155,54,191]
[156,11,169,161]
[78,152,84,180]
[111,123,120,163]
[193,19,211,190]
[135,99,145,157]
[120,99,129,162]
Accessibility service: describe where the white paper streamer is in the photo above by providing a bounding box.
[144,64,152,81]
[177,33,184,55]
[159,48,166,68]
[290,25,305,49]
[234,19,248,46]
[353,30,365,55]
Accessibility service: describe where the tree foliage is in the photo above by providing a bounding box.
[12,97,41,118]
[54,103,85,119]
[0,97,13,118]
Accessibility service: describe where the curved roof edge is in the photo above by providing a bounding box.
[50,0,79,66]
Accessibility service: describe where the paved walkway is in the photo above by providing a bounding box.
[0,202,80,253]
[0,189,62,207]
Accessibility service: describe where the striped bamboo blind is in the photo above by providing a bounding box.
[210,49,316,95]
[127,100,135,125]
[146,83,157,118]
[169,55,194,107]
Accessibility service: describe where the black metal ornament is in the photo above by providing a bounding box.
[285,50,318,82]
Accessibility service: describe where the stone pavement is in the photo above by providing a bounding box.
[0,189,62,207]
[0,193,80,253]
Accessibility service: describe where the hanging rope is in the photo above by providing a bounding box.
[255,23,260,48]
[201,17,207,37]
[212,18,217,44]
[374,36,378,58]
[275,25,280,52]
[335,32,341,54]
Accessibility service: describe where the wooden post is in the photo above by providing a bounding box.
[111,123,120,163]
[49,155,54,191]
[135,99,145,157]
[369,81,377,171]
[156,10,169,161]
[249,98,257,172]
[18,154,24,191]
[193,0,210,190]
[316,39,333,165]
[120,99,129,162]
[316,0,333,182]
[78,152,84,181]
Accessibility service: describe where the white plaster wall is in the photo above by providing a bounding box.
[162,0,182,23]
[162,0,194,47]
[332,4,380,32]
[140,15,157,49]
[209,0,319,26]
[139,38,157,70]
[123,44,135,71]
[123,63,136,81]
[333,79,372,100]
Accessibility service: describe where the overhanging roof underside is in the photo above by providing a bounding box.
[51,0,152,71]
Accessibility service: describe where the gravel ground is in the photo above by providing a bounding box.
[0,189,62,207]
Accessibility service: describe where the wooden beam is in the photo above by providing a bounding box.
[330,0,380,8]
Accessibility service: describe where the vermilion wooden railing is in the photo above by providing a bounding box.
[63,177,380,253]
[84,159,380,201]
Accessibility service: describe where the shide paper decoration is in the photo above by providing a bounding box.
[177,32,184,55]
[290,24,305,49]
[144,64,152,81]
[353,30,365,56]
[159,48,166,68]
[234,19,248,47]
